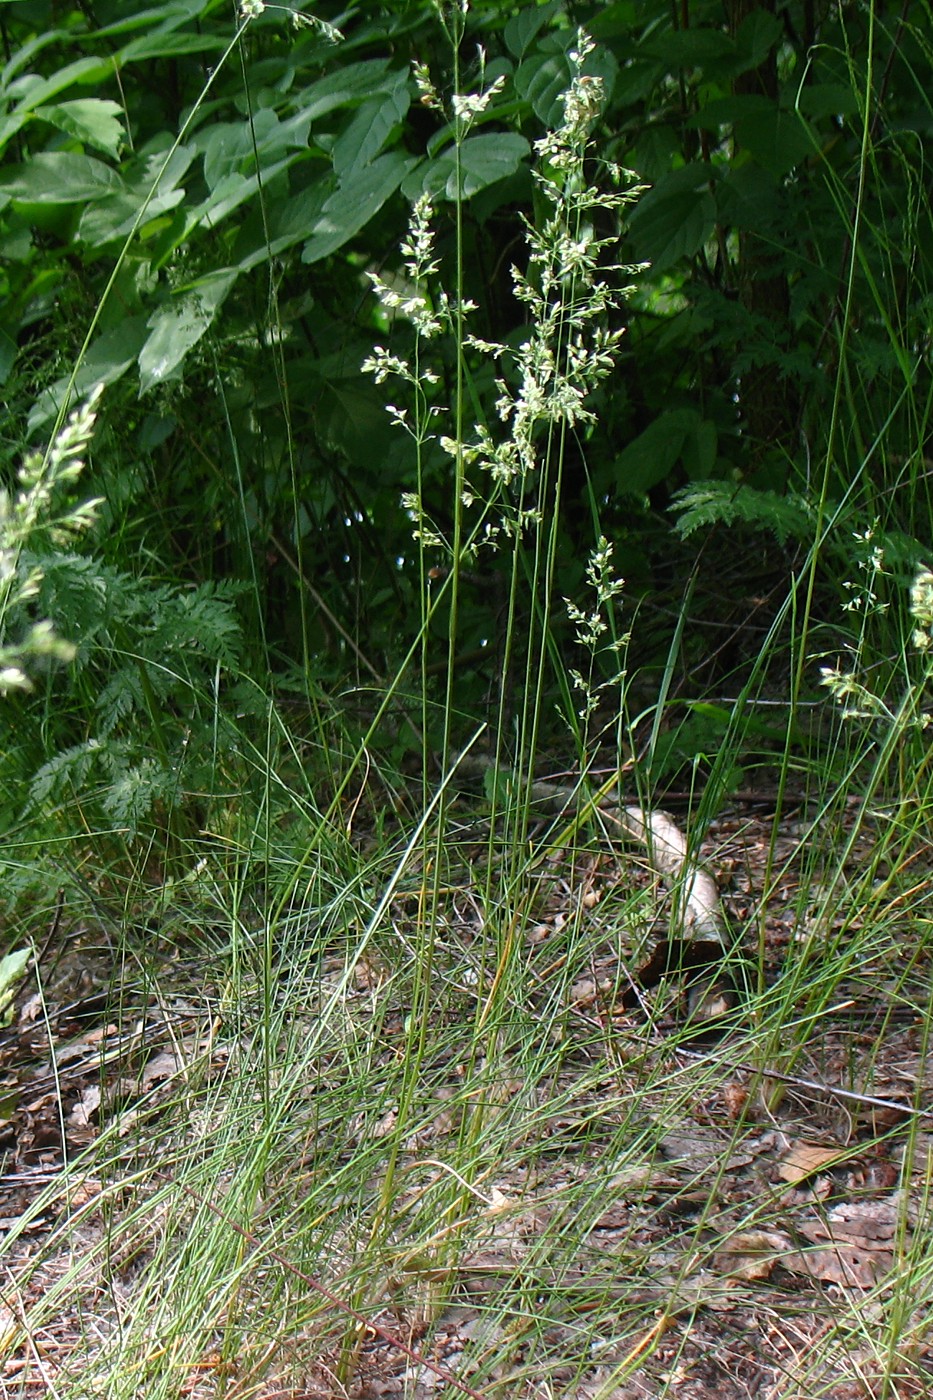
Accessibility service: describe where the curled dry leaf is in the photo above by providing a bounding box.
[714,1229,793,1282]
[67,1084,101,1128]
[778,1141,844,1185]
[847,1159,899,1193]
[722,1081,750,1121]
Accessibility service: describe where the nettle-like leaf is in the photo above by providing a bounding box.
[406,133,530,202]
[626,164,717,271]
[615,410,716,494]
[514,34,618,127]
[34,98,125,158]
[0,150,123,204]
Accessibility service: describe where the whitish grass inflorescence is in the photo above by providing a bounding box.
[363,29,645,563]
[0,387,104,693]
[821,545,933,730]
[566,535,630,722]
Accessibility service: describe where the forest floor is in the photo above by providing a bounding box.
[1,799,932,1399]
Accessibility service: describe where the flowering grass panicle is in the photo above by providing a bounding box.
[821,550,933,730]
[0,387,103,693]
[362,30,644,567]
[566,536,630,722]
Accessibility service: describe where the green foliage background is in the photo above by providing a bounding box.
[0,0,930,866]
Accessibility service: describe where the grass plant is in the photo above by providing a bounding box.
[2,4,933,1398]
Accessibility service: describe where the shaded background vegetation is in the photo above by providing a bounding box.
[1,0,930,877]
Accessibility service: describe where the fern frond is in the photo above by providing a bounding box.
[100,756,173,830]
[671,481,814,546]
[27,738,104,811]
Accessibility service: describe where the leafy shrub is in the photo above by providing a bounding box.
[0,0,930,846]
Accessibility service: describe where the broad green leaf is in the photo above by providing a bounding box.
[34,98,124,157]
[0,150,122,203]
[628,125,682,181]
[77,145,196,247]
[698,95,816,171]
[515,45,618,127]
[0,947,31,1026]
[200,108,313,191]
[236,185,330,270]
[0,112,28,155]
[642,21,777,80]
[78,184,188,247]
[504,0,562,59]
[626,165,716,271]
[138,269,238,392]
[797,83,860,120]
[201,112,271,191]
[642,29,735,68]
[734,9,782,71]
[615,409,701,494]
[737,108,813,174]
[451,134,530,199]
[319,379,402,466]
[1,28,71,87]
[293,60,395,124]
[28,316,150,430]
[694,94,773,131]
[118,30,225,62]
[1,56,113,114]
[184,155,298,235]
[93,2,216,39]
[332,72,410,177]
[404,133,529,202]
[681,417,718,480]
[302,152,417,264]
[0,224,31,257]
[0,327,15,386]
[137,141,199,191]
[614,58,664,105]
[715,165,783,234]
[138,413,177,453]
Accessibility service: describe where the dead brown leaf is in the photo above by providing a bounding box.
[139,1049,184,1088]
[785,1199,902,1288]
[778,1141,843,1184]
[67,1084,100,1128]
[714,1229,792,1281]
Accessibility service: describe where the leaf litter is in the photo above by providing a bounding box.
[1,801,933,1396]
